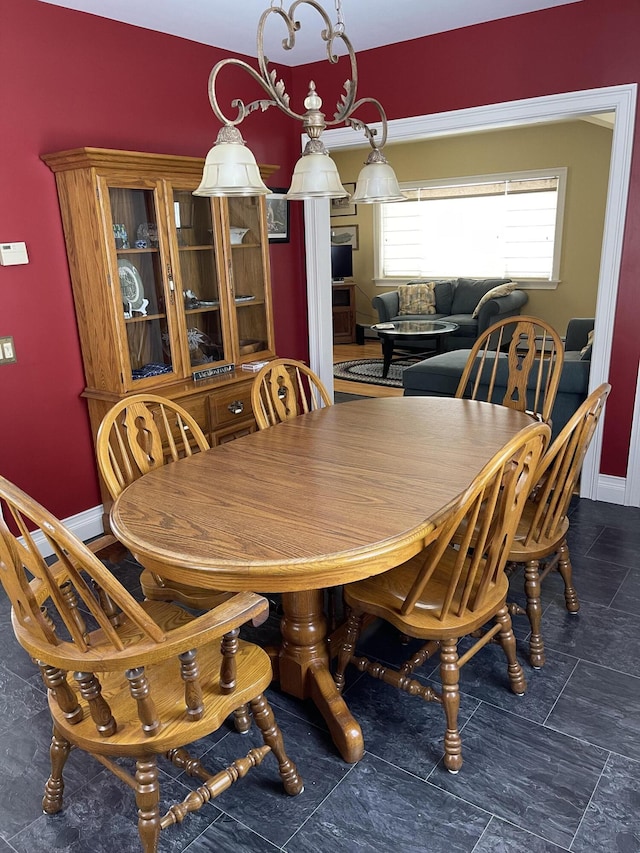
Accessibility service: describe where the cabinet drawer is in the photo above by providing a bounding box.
[209,382,255,428]
[164,394,210,444]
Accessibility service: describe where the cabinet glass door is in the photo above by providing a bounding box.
[226,196,272,360]
[108,186,177,383]
[172,190,230,372]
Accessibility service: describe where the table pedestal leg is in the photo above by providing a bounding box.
[278,589,364,764]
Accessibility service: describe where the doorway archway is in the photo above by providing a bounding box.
[303,84,637,503]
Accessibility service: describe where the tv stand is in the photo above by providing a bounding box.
[332,281,356,344]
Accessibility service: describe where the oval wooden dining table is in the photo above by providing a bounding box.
[110,396,534,763]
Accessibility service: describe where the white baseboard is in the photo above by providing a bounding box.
[596,474,627,505]
[27,504,106,558]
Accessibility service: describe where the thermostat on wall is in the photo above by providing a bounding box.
[0,242,29,266]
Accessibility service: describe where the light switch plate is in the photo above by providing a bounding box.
[0,336,16,363]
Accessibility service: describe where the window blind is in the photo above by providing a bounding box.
[378,172,564,281]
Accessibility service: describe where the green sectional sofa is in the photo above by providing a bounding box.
[372,278,529,352]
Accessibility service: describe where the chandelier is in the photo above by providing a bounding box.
[194,0,405,203]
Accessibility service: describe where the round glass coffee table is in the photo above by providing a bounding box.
[371,320,459,378]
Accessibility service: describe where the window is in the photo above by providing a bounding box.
[375,168,567,285]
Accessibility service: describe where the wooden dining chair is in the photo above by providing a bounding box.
[96,393,229,611]
[455,316,564,425]
[251,358,332,430]
[507,382,611,668]
[333,420,549,773]
[0,475,303,853]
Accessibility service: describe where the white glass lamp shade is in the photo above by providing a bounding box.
[286,152,349,200]
[352,160,406,204]
[193,136,270,197]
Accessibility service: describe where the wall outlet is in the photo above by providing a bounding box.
[0,336,16,363]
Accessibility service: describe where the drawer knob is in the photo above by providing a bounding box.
[228,400,244,415]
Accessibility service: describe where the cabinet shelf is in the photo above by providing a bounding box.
[117,248,159,255]
[124,312,166,323]
[235,298,264,308]
[185,305,221,314]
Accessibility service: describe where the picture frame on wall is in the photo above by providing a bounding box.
[330,183,357,216]
[266,189,290,243]
[331,224,359,251]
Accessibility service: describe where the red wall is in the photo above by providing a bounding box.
[299,0,640,477]
[0,0,307,519]
[2,0,639,523]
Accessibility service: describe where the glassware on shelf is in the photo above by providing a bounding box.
[113,223,129,248]
[136,222,158,248]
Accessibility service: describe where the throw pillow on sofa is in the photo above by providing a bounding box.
[580,329,594,360]
[403,279,456,314]
[450,278,513,315]
[472,282,517,318]
[398,281,436,315]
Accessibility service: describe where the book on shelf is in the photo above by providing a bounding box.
[241,360,270,372]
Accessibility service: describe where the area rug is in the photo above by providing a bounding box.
[333,358,419,388]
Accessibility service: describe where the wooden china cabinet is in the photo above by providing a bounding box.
[43,147,279,511]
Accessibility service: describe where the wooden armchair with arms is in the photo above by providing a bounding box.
[96,393,230,612]
[333,420,549,773]
[251,358,332,430]
[0,475,302,853]
[507,382,611,668]
[455,316,564,425]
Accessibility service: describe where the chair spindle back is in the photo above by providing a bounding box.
[456,316,564,424]
[97,393,210,500]
[251,358,332,430]
[400,421,549,620]
[522,383,611,547]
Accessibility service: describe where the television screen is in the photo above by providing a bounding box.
[331,244,353,281]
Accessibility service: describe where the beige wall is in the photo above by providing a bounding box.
[330,119,613,337]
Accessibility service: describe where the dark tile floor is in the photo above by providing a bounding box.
[1,498,639,851]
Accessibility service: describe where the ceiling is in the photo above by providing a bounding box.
[39,0,582,66]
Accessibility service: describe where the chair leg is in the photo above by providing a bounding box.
[42,725,71,814]
[524,559,545,668]
[495,605,527,695]
[250,693,304,796]
[439,638,462,774]
[504,560,518,578]
[334,610,364,693]
[557,540,580,613]
[135,757,161,853]
[233,703,252,734]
